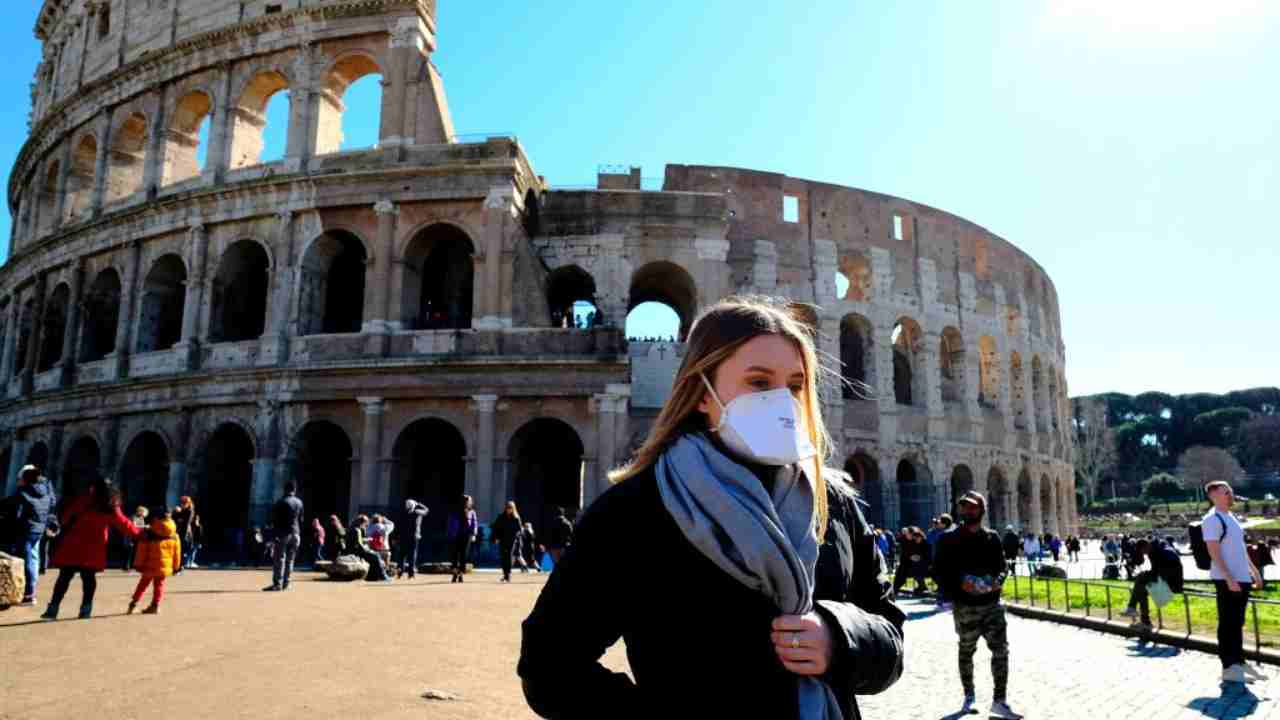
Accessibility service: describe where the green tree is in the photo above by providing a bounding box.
[1141,472,1183,512]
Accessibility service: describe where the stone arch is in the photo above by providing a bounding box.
[12,298,35,379]
[1040,473,1056,535]
[837,252,872,301]
[628,261,698,341]
[940,326,965,404]
[1031,355,1046,429]
[162,90,214,186]
[298,230,368,335]
[839,313,875,398]
[844,451,881,525]
[896,454,934,529]
[1010,352,1027,429]
[37,160,59,235]
[987,466,1010,530]
[37,283,70,372]
[136,254,187,353]
[978,336,999,408]
[197,421,256,560]
[119,430,170,512]
[210,239,271,343]
[315,52,384,155]
[400,223,475,330]
[64,434,102,498]
[229,69,290,170]
[509,418,585,535]
[1017,467,1033,531]
[80,268,122,362]
[290,420,355,526]
[1047,363,1061,430]
[546,265,599,328]
[891,316,925,406]
[950,464,975,512]
[65,133,98,222]
[391,418,466,548]
[104,112,148,204]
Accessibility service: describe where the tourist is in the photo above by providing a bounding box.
[367,514,394,571]
[893,527,930,596]
[933,491,1021,719]
[491,501,524,583]
[326,515,347,560]
[1203,481,1267,683]
[1246,537,1273,590]
[309,518,326,565]
[1022,532,1041,572]
[447,496,478,583]
[123,506,148,571]
[41,477,143,620]
[346,515,390,582]
[519,297,905,719]
[128,510,182,615]
[883,527,898,571]
[264,482,303,592]
[1001,525,1021,575]
[1,465,56,607]
[520,522,541,572]
[398,499,428,579]
[173,496,201,570]
[1118,537,1183,631]
[545,506,574,564]
[1067,535,1081,563]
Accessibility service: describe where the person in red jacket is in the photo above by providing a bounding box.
[41,477,142,620]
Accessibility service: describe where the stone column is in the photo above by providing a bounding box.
[101,415,122,479]
[52,142,72,230]
[693,236,732,315]
[58,261,85,387]
[22,274,47,396]
[0,298,17,388]
[142,84,167,199]
[90,111,112,217]
[112,239,141,379]
[259,209,294,365]
[383,17,428,148]
[205,63,234,184]
[476,187,516,329]
[357,397,386,519]
[922,331,944,420]
[592,392,624,506]
[250,402,281,525]
[472,394,498,521]
[5,433,26,496]
[168,407,192,509]
[176,223,207,369]
[364,200,398,352]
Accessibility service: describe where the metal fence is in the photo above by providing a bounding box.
[1004,572,1279,657]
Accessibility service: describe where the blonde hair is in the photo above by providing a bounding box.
[609,296,834,535]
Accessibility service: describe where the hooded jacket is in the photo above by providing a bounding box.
[134,518,183,577]
[4,477,56,544]
[51,494,142,571]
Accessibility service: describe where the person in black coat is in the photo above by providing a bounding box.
[1119,537,1185,628]
[1,465,56,605]
[491,502,524,583]
[893,527,931,596]
[519,297,904,720]
[545,506,574,564]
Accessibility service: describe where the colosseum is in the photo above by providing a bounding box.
[0,0,1075,560]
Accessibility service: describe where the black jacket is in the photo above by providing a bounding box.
[1001,531,1021,560]
[933,526,1007,606]
[271,494,304,538]
[403,503,428,540]
[1149,541,1185,591]
[492,513,523,547]
[898,538,931,573]
[547,515,574,549]
[3,478,56,544]
[519,464,905,720]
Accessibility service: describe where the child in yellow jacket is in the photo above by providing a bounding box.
[129,512,182,615]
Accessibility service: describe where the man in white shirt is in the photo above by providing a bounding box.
[1203,481,1266,683]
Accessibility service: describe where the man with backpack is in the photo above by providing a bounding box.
[1118,537,1183,631]
[1196,481,1266,683]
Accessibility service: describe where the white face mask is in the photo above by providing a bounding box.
[700,373,817,466]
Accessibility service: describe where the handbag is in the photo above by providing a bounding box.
[1149,577,1175,609]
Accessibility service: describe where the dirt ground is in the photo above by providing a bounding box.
[0,568,627,720]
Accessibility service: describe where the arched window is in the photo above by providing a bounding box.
[37,161,59,236]
[37,284,70,372]
[162,91,213,186]
[316,55,383,154]
[510,419,585,535]
[65,135,98,222]
[892,317,924,406]
[299,231,367,335]
[978,336,999,408]
[210,240,270,343]
[12,299,35,379]
[897,457,934,529]
[940,326,965,404]
[105,113,148,204]
[546,265,600,329]
[401,224,474,330]
[627,262,697,341]
[839,313,874,399]
[136,255,187,353]
[80,269,122,362]
[229,71,290,170]
[838,253,872,301]
[1010,352,1027,429]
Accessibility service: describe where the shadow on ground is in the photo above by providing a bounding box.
[1187,683,1262,718]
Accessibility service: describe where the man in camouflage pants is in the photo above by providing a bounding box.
[934,491,1022,719]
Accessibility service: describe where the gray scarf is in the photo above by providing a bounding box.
[656,433,842,720]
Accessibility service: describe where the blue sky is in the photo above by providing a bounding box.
[1,1,1276,397]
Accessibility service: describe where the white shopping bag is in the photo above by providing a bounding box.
[1149,578,1175,609]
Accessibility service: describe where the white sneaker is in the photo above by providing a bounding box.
[1241,663,1268,681]
[989,700,1024,719]
[1222,665,1248,683]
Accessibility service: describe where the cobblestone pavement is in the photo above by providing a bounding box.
[859,598,1280,720]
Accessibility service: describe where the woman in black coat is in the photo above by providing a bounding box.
[519,298,904,720]
[491,502,524,583]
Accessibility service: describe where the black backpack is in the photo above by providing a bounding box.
[1188,513,1227,570]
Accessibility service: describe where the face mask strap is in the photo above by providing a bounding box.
[699,373,728,429]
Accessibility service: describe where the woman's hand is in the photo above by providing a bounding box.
[771,612,834,676]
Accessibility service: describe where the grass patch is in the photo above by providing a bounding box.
[1004,575,1280,649]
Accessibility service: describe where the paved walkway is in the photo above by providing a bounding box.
[861,598,1280,719]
